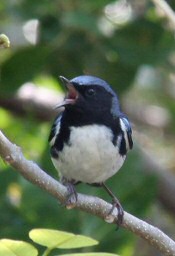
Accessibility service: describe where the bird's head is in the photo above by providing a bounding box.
[56,75,121,121]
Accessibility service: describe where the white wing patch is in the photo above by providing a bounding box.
[49,116,62,146]
[119,117,133,150]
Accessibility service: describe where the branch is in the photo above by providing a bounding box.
[0,130,175,256]
[0,95,56,121]
[151,0,175,29]
[0,83,63,121]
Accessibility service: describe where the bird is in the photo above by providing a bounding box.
[49,75,133,225]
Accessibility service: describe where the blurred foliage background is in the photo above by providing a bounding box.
[0,0,175,255]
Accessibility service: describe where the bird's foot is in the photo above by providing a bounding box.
[105,197,124,228]
[64,182,78,209]
[111,198,124,225]
[101,182,124,227]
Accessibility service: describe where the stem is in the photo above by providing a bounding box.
[42,248,53,256]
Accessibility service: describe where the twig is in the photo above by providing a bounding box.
[151,0,175,29]
[0,130,175,256]
[0,96,56,122]
[0,84,62,121]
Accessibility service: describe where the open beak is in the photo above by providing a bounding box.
[55,76,79,109]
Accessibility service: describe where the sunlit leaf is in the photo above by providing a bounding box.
[57,235,98,249]
[0,243,14,256]
[0,239,38,256]
[29,229,74,248]
[0,109,11,129]
[29,229,98,249]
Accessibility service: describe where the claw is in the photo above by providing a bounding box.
[111,198,124,226]
[64,182,78,209]
[102,182,124,227]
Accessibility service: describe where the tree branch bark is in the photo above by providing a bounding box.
[0,130,175,256]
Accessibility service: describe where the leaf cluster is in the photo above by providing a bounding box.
[0,229,117,256]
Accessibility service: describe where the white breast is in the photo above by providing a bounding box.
[52,124,125,184]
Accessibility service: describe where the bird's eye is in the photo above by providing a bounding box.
[86,88,96,97]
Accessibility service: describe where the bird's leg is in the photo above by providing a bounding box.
[61,177,78,209]
[101,182,124,226]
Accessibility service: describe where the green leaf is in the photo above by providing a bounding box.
[0,46,51,95]
[57,235,99,249]
[0,239,38,256]
[0,243,14,256]
[59,253,118,256]
[29,229,74,248]
[112,19,175,67]
[29,229,98,249]
[62,11,98,34]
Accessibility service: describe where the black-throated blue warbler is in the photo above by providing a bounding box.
[49,75,133,225]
